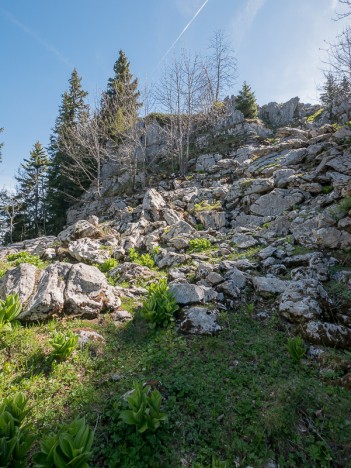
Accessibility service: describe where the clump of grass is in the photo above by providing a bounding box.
[322,185,333,195]
[189,238,212,252]
[287,336,306,364]
[128,248,155,269]
[306,108,324,122]
[194,200,222,212]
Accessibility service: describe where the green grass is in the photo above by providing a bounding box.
[194,200,222,212]
[1,312,351,467]
[306,108,324,122]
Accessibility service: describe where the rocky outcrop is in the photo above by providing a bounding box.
[0,262,121,321]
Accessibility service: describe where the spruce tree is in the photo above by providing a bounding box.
[46,69,89,234]
[15,142,48,240]
[320,73,339,119]
[235,82,258,119]
[101,50,141,137]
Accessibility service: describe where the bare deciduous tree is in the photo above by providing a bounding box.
[0,189,22,244]
[335,0,351,19]
[60,110,117,198]
[325,26,351,85]
[204,30,238,104]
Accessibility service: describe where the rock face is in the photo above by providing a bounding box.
[4,95,351,346]
[0,263,121,321]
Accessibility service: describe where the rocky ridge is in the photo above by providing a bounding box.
[1,96,351,346]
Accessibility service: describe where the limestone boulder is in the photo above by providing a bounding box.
[179,307,221,335]
[279,279,330,323]
[250,189,304,217]
[302,321,351,349]
[58,220,102,243]
[68,238,111,264]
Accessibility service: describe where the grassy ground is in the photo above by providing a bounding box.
[1,307,351,467]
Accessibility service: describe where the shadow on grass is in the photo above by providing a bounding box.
[13,350,55,383]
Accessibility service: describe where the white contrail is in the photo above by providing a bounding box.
[1,8,71,67]
[161,0,210,62]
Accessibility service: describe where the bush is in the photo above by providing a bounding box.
[128,248,155,269]
[120,382,167,433]
[189,238,212,252]
[0,293,22,332]
[141,279,178,328]
[287,337,306,364]
[97,258,118,273]
[0,393,34,467]
[6,251,47,269]
[50,331,78,360]
[34,417,94,467]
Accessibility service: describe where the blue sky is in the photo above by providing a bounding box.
[0,0,345,189]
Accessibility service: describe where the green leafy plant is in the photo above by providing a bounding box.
[287,336,306,364]
[322,185,333,195]
[128,248,155,269]
[194,200,221,212]
[193,456,228,467]
[6,251,47,269]
[0,392,34,467]
[195,223,204,231]
[153,245,160,255]
[50,330,78,360]
[246,303,255,315]
[141,279,178,328]
[0,293,22,332]
[120,382,167,433]
[189,238,212,252]
[34,417,94,467]
[97,258,118,273]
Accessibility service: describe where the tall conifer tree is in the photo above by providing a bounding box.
[101,50,141,138]
[15,142,48,240]
[235,82,258,119]
[46,69,89,234]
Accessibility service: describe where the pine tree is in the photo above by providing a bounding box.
[235,82,258,119]
[101,50,141,138]
[46,69,89,234]
[15,142,48,240]
[320,73,339,119]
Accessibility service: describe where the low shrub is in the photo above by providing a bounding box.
[34,417,94,467]
[195,224,204,231]
[0,293,22,332]
[6,251,47,269]
[50,330,78,360]
[287,336,306,364]
[194,200,221,212]
[141,279,178,328]
[0,392,34,467]
[189,238,212,252]
[120,382,167,433]
[128,248,155,269]
[97,258,118,273]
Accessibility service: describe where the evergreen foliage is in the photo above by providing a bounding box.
[100,50,141,138]
[320,72,339,119]
[46,69,89,234]
[15,142,48,240]
[235,81,258,119]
